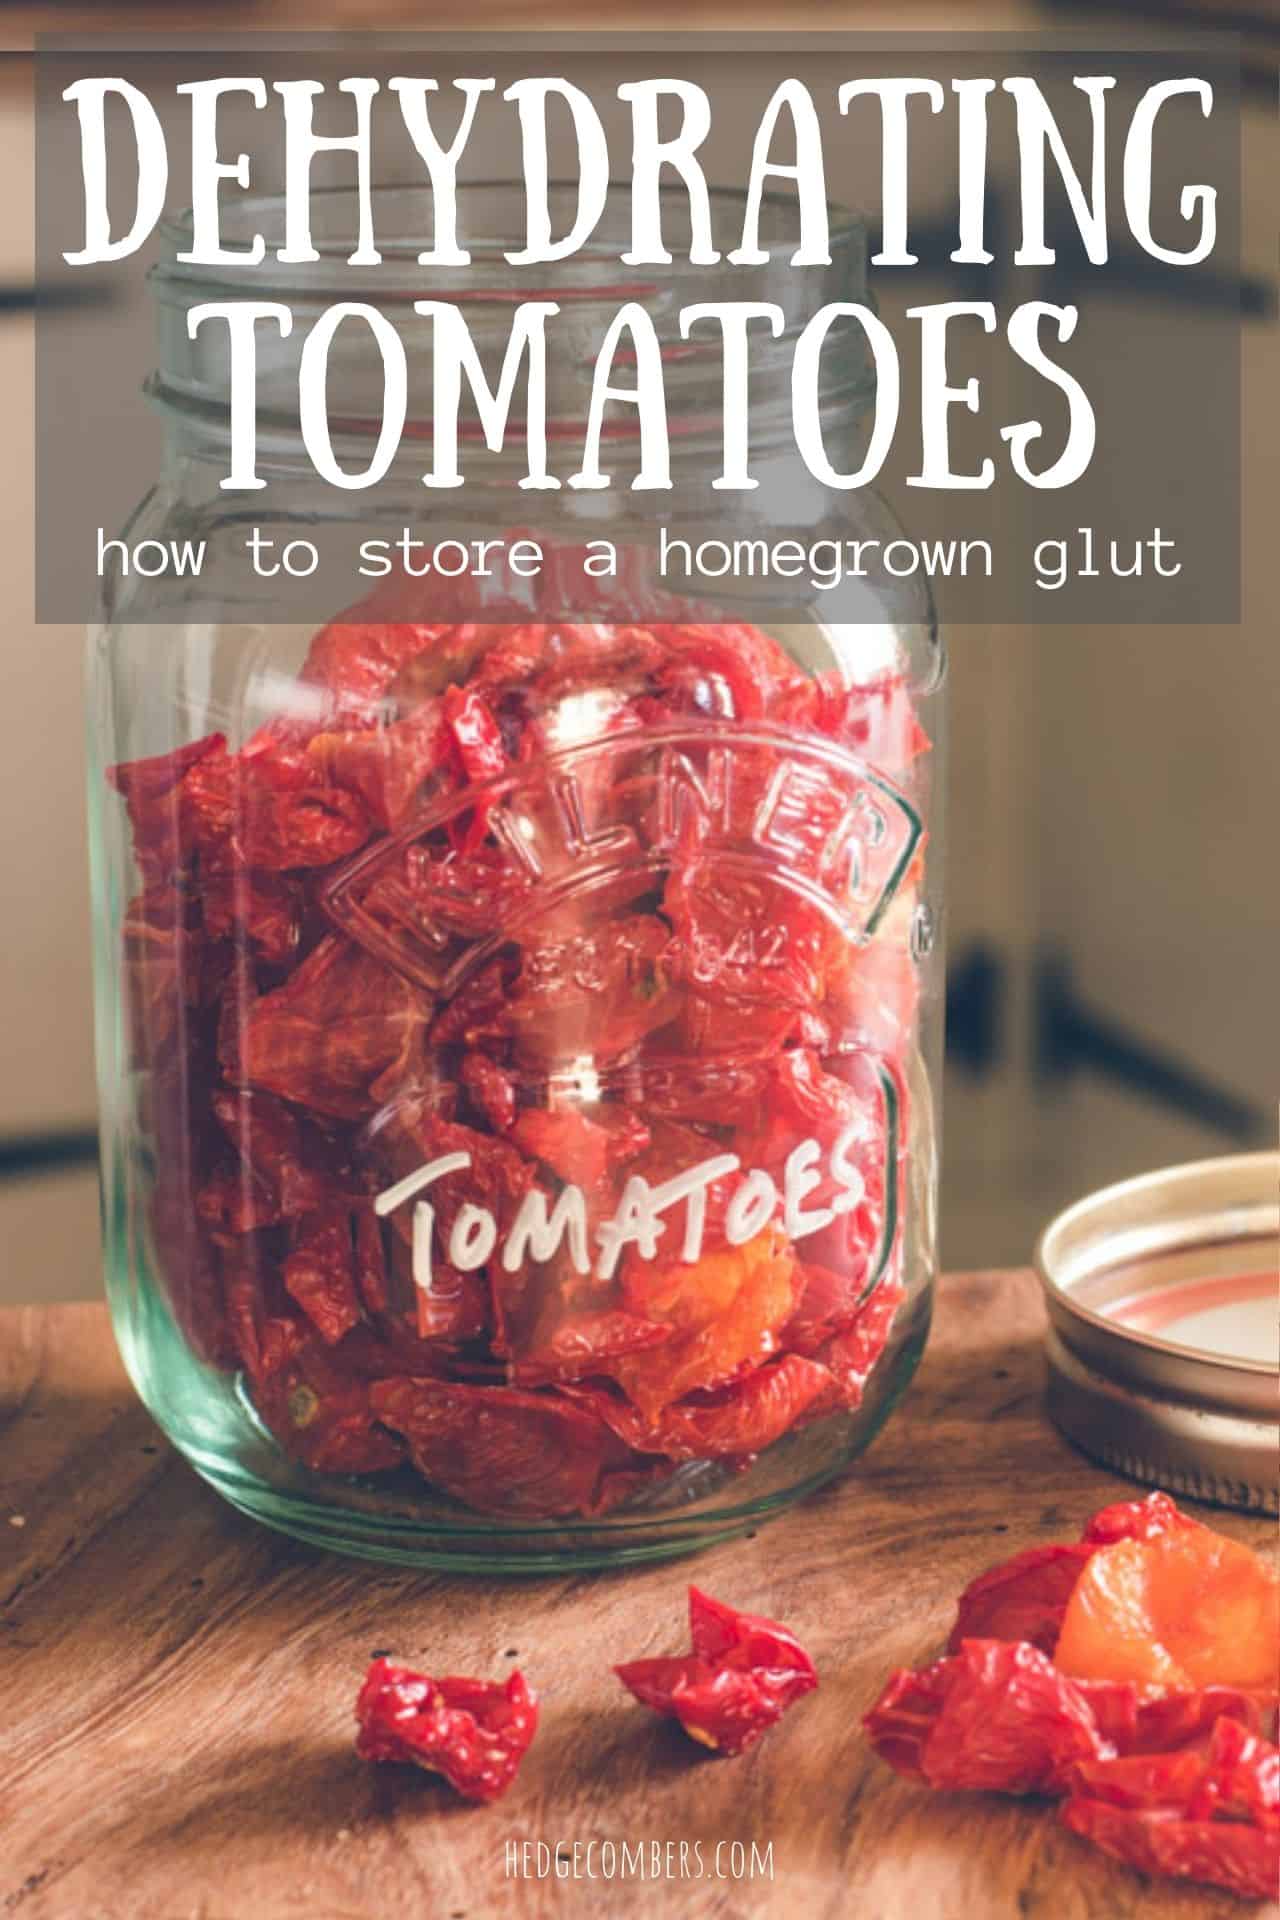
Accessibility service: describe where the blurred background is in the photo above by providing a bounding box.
[0,0,1276,1304]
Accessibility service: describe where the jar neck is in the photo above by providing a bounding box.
[149,181,876,512]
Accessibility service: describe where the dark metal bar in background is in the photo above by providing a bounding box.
[0,1128,100,1181]
[1035,954,1274,1144]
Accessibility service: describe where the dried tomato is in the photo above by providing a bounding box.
[307,698,451,829]
[570,1352,833,1462]
[225,935,428,1120]
[499,914,681,1066]
[1055,1521,1280,1693]
[801,1272,906,1414]
[369,1376,646,1518]
[610,1228,800,1419]
[1082,1490,1204,1545]
[182,741,372,871]
[283,1206,363,1346]
[615,1586,817,1756]
[863,1639,1109,1794]
[252,1338,404,1474]
[120,886,204,1063]
[210,1089,338,1221]
[443,683,507,787]
[865,1494,1280,1903]
[511,1307,675,1387]
[947,1489,1210,1657]
[199,870,302,967]
[1078,1680,1277,1755]
[1061,1715,1280,1901]
[298,617,456,710]
[355,1659,539,1803]
[947,1544,1096,1657]
[107,733,225,878]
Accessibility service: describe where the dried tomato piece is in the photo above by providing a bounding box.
[196,1157,282,1238]
[428,956,513,1049]
[505,1104,649,1197]
[307,699,451,829]
[1061,1716,1280,1901]
[946,1490,1215,1660]
[652,622,807,721]
[863,1640,1109,1795]
[182,743,372,872]
[801,1273,906,1416]
[615,1586,817,1756]
[787,1258,894,1358]
[210,1089,338,1222]
[1082,1491,1204,1546]
[509,1108,615,1191]
[107,733,226,878]
[948,1545,1095,1657]
[298,617,457,710]
[1055,1523,1280,1692]
[664,862,831,1014]
[511,1307,675,1388]
[383,1230,491,1344]
[443,683,507,787]
[120,886,204,1063]
[611,1228,801,1419]
[501,915,681,1067]
[571,1352,833,1463]
[252,1339,404,1474]
[460,1053,518,1133]
[1078,1680,1277,1756]
[283,1205,363,1346]
[225,936,428,1120]
[355,1659,538,1803]
[199,870,302,967]
[223,1247,310,1382]
[369,1376,640,1517]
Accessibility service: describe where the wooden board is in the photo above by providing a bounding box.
[1,1273,1275,1920]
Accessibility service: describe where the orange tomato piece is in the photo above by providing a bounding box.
[612,1228,800,1420]
[1055,1524,1280,1693]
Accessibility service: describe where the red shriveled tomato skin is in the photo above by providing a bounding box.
[355,1658,538,1803]
[615,1587,818,1757]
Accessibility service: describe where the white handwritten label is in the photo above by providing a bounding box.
[375,1133,866,1294]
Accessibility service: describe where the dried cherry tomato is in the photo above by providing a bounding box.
[615,1586,817,1756]
[1061,1715,1280,1901]
[863,1639,1108,1795]
[355,1659,538,1803]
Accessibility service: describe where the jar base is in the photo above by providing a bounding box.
[160,1318,931,1573]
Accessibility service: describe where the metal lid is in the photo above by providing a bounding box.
[1035,1151,1279,1516]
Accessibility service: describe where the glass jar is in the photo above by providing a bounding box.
[88,187,944,1569]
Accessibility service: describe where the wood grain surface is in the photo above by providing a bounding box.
[1,1273,1276,1920]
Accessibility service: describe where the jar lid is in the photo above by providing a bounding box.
[1035,1151,1279,1516]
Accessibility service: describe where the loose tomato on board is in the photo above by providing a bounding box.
[946,1490,1208,1657]
[1054,1525,1280,1693]
[864,1494,1280,1904]
[864,1639,1109,1794]
[355,1659,539,1803]
[616,1587,818,1756]
[1061,1714,1280,1902]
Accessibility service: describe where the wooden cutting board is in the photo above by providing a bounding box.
[1,1272,1275,1920]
